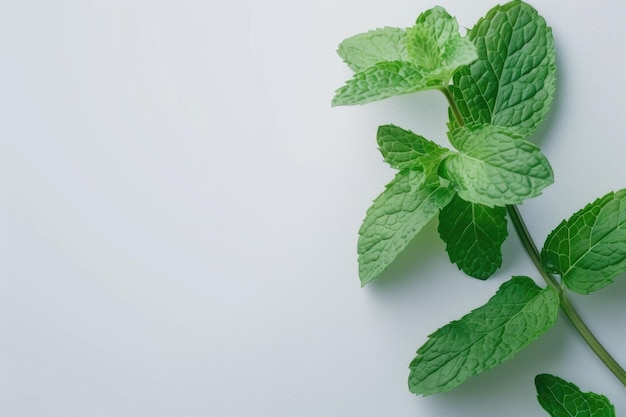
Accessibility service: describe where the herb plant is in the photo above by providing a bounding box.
[332,1,624,414]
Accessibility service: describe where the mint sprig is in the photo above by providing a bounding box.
[332,0,625,413]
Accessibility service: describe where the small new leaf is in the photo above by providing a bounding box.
[438,194,508,279]
[535,374,616,417]
[541,189,626,294]
[333,6,477,107]
[358,171,455,286]
[406,7,477,82]
[409,276,559,395]
[376,124,449,175]
[337,27,408,72]
[439,124,553,207]
[450,1,556,137]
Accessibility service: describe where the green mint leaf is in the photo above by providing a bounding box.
[406,7,477,82]
[409,276,559,395]
[409,6,458,66]
[541,189,626,294]
[438,194,508,279]
[439,124,553,207]
[337,27,408,72]
[440,36,479,78]
[331,61,430,106]
[376,124,450,174]
[535,374,616,417]
[358,171,455,286]
[332,7,477,107]
[450,1,556,137]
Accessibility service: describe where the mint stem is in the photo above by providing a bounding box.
[507,205,626,386]
[441,86,626,387]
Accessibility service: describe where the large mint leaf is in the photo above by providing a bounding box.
[358,171,455,286]
[409,276,559,395]
[406,7,477,82]
[337,27,408,72]
[376,124,449,174]
[541,189,626,294]
[438,194,508,279]
[331,61,430,106]
[450,1,556,137]
[535,374,616,417]
[439,124,553,207]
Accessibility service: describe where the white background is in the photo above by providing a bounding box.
[1,1,625,416]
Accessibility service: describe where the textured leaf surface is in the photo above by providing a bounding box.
[337,27,408,72]
[406,6,477,81]
[358,171,454,286]
[331,61,430,106]
[440,124,553,206]
[541,189,626,294]
[333,6,476,107]
[535,374,616,417]
[450,1,556,137]
[377,124,449,174]
[438,194,508,279]
[409,276,559,395]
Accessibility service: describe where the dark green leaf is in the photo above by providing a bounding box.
[438,194,508,279]
[409,276,559,395]
[535,374,616,417]
[541,189,626,294]
[450,1,556,137]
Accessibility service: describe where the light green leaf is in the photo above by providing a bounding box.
[406,7,457,71]
[450,1,556,137]
[439,124,553,207]
[358,171,455,286]
[409,276,559,395]
[535,374,616,417]
[333,6,477,107]
[376,124,450,174]
[337,27,408,72]
[438,194,508,279]
[331,61,432,106]
[406,6,477,82]
[541,189,626,294]
[440,36,479,78]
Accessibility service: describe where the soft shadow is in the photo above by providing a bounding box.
[367,219,448,291]
[567,274,626,319]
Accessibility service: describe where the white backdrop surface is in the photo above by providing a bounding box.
[1,1,625,416]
